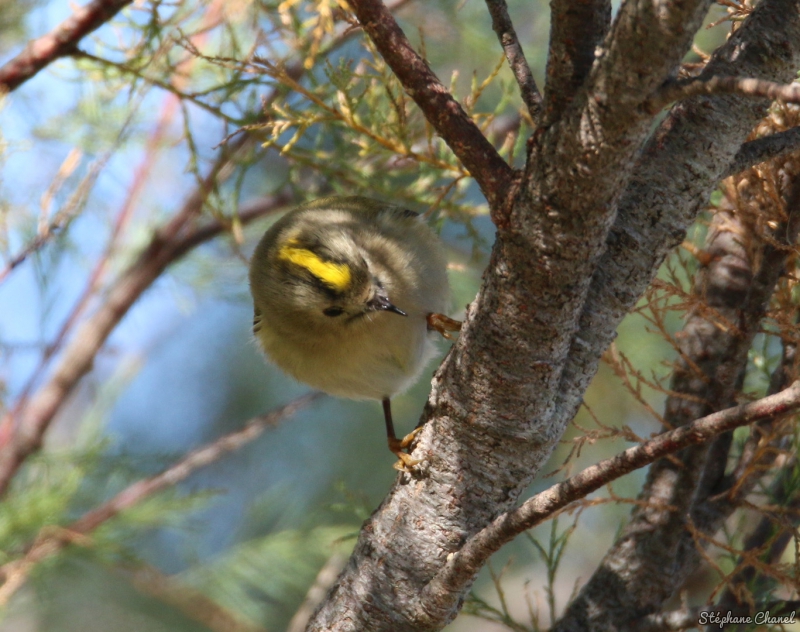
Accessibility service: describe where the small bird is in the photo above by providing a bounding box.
[248,196,460,470]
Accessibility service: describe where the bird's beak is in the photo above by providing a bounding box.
[367,290,407,317]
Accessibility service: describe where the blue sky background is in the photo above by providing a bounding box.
[0,1,735,629]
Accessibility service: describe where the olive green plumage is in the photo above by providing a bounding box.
[248,196,450,401]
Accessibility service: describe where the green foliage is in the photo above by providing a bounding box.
[180,525,352,628]
[0,451,90,561]
[246,47,476,213]
[0,439,217,570]
[10,1,798,631]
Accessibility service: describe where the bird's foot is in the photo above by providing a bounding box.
[389,427,423,472]
[427,313,462,340]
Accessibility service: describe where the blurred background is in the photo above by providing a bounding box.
[0,1,735,630]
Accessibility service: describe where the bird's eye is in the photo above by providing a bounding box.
[323,307,344,317]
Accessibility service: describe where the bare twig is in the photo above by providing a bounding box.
[0,393,321,606]
[347,0,515,210]
[422,381,800,603]
[3,95,179,426]
[0,156,104,284]
[0,0,133,93]
[554,158,800,631]
[645,76,800,115]
[484,0,542,123]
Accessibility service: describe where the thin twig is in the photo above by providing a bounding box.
[3,94,178,426]
[4,0,231,413]
[422,381,800,603]
[644,76,800,115]
[484,0,542,123]
[0,157,103,284]
[0,0,134,93]
[712,457,800,623]
[0,393,321,607]
[0,0,400,494]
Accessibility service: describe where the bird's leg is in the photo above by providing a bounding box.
[383,397,422,472]
[426,312,462,340]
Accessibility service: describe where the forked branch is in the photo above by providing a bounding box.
[421,381,800,608]
[0,190,293,496]
[543,0,610,125]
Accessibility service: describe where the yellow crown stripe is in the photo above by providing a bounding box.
[278,241,351,291]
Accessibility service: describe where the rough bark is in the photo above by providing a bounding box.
[712,464,800,630]
[423,380,800,597]
[726,126,800,177]
[709,331,800,629]
[550,0,800,478]
[4,0,800,629]
[307,0,713,628]
[543,0,611,126]
[555,170,800,631]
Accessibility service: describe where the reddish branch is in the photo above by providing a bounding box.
[421,380,800,609]
[0,0,133,93]
[0,393,320,605]
[348,0,515,209]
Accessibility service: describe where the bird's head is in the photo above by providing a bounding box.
[251,225,407,337]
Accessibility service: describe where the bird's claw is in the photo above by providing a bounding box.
[389,427,423,472]
[426,313,462,340]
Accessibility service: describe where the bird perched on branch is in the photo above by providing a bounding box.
[249,196,460,470]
